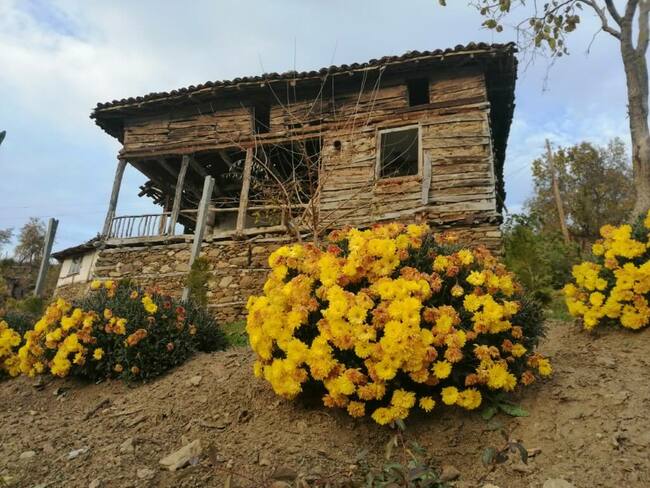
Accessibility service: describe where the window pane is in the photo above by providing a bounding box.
[379,128,419,178]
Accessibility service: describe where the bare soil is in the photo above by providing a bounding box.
[1,320,649,488]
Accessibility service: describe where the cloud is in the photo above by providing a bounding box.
[0,0,632,251]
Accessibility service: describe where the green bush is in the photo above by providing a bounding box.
[16,281,227,381]
[503,214,580,302]
[185,257,211,307]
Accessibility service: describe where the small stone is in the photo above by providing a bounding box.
[188,375,202,387]
[258,451,272,466]
[120,437,135,454]
[543,480,576,488]
[89,479,102,488]
[68,447,90,460]
[482,485,501,488]
[19,450,36,460]
[272,466,297,481]
[510,462,532,474]
[527,447,542,457]
[439,464,461,482]
[159,440,202,471]
[218,276,234,288]
[136,468,156,480]
[269,483,292,488]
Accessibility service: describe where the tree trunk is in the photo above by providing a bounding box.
[621,19,650,217]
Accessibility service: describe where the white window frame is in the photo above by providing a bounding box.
[375,124,423,181]
[67,256,82,276]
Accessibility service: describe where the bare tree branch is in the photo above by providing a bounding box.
[582,0,622,38]
[604,0,623,24]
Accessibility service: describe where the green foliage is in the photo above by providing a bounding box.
[503,214,580,302]
[0,310,36,337]
[438,0,607,56]
[0,228,12,256]
[185,257,210,307]
[14,217,45,265]
[222,320,248,347]
[527,139,634,244]
[356,429,445,488]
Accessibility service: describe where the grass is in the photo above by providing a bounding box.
[222,320,248,347]
[545,290,572,321]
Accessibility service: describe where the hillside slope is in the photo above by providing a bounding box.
[1,320,649,488]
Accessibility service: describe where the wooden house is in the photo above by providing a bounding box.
[53,42,517,321]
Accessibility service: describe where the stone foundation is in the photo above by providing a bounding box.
[83,238,288,324]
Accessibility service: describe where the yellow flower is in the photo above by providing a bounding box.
[371,407,396,425]
[141,296,158,315]
[537,358,552,377]
[441,387,459,405]
[347,401,365,418]
[511,344,527,358]
[90,280,102,290]
[466,271,485,287]
[451,285,464,297]
[419,396,435,412]
[432,360,452,379]
[93,348,104,360]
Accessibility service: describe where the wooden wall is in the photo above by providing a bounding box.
[121,65,499,230]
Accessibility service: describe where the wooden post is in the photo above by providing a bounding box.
[547,140,571,244]
[167,155,190,235]
[102,159,127,237]
[34,218,58,298]
[182,176,215,302]
[236,148,254,232]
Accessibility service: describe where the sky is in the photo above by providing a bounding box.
[0,0,633,254]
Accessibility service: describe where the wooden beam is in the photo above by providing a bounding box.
[421,152,432,205]
[236,148,253,232]
[188,156,208,178]
[182,176,215,302]
[167,155,190,235]
[34,218,58,298]
[102,159,127,236]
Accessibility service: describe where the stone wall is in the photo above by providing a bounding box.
[84,238,288,324]
[54,222,500,323]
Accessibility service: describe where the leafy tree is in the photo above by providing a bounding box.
[526,138,634,246]
[14,218,46,265]
[0,228,12,256]
[439,0,649,216]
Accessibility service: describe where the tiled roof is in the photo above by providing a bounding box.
[92,42,516,113]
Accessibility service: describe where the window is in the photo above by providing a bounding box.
[68,256,82,276]
[407,78,429,106]
[377,126,420,179]
[252,102,271,134]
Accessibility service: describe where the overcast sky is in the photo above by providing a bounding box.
[0,0,633,253]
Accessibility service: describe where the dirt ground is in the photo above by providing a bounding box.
[1,320,649,488]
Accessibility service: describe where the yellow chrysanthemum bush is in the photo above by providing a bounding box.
[247,223,551,425]
[0,319,21,378]
[564,210,650,331]
[16,280,227,381]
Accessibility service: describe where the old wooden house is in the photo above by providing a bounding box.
[53,42,517,321]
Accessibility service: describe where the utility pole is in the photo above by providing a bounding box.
[34,218,58,298]
[546,139,570,244]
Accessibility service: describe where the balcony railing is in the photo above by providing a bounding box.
[107,213,171,239]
